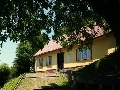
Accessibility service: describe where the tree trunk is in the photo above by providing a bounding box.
[88,0,120,50]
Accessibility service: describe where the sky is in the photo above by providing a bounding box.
[0,39,18,67]
[0,31,54,67]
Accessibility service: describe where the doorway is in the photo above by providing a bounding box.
[57,52,64,71]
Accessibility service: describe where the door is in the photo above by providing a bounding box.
[57,52,64,71]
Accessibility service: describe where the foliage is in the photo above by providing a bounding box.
[78,49,120,75]
[12,41,39,77]
[0,0,50,49]
[0,0,114,51]
[51,0,108,51]
[0,63,11,87]
[1,74,23,90]
[10,65,18,78]
[88,0,120,48]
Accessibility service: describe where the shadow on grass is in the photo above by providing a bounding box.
[38,82,74,90]
[47,76,60,77]
[27,77,37,78]
[42,82,74,90]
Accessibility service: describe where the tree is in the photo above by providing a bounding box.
[12,41,41,76]
[0,0,50,49]
[0,63,10,87]
[0,0,119,50]
[87,0,120,49]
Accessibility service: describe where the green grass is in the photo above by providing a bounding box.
[40,75,74,90]
[1,75,23,90]
[16,73,74,90]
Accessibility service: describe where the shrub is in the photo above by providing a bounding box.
[0,63,10,87]
[79,49,120,75]
[1,75,23,90]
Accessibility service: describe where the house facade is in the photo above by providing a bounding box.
[34,33,116,72]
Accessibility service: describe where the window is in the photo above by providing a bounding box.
[66,54,71,62]
[46,56,52,66]
[76,48,91,61]
[39,58,43,67]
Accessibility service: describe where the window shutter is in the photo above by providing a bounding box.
[39,58,43,67]
[46,56,52,66]
[82,49,86,60]
[46,58,48,66]
[80,50,83,60]
[67,54,70,62]
[39,59,40,66]
[41,58,43,67]
[87,48,91,59]
[77,49,83,60]
[77,49,79,60]
[48,57,49,65]
[49,56,52,65]
[76,49,78,61]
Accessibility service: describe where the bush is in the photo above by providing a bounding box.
[1,75,23,90]
[79,49,120,75]
[0,63,10,87]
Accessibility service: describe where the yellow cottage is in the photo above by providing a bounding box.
[34,31,116,72]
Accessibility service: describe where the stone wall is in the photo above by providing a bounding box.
[64,71,120,90]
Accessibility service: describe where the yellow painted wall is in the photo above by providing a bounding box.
[35,33,116,72]
[35,51,58,71]
[92,33,116,61]
[107,33,116,54]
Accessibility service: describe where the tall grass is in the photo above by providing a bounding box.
[1,74,23,90]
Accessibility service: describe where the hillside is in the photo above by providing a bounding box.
[2,50,120,90]
[1,75,24,90]
[1,72,73,90]
[16,73,72,90]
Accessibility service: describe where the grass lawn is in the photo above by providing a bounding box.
[16,73,74,90]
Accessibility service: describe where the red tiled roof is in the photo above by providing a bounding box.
[86,26,104,37]
[34,40,62,56]
[59,25,104,40]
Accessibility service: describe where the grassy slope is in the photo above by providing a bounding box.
[2,50,119,89]
[1,73,73,90]
[1,75,23,90]
[16,73,73,90]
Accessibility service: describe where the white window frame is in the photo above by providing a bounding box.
[77,48,91,61]
[46,56,52,66]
